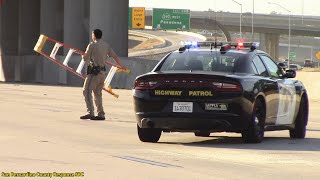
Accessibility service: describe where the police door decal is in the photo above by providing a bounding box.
[276,80,296,125]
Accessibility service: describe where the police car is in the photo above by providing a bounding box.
[133,41,309,143]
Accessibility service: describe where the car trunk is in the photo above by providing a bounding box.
[134,72,243,113]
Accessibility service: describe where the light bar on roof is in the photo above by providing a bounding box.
[179,41,260,50]
[252,42,260,48]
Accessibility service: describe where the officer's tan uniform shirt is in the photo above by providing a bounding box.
[83,39,114,66]
[82,39,114,117]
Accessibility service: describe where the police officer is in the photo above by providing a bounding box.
[80,29,123,120]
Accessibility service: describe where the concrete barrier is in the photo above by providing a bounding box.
[63,56,159,89]
[2,55,319,100]
[0,55,159,89]
[108,57,159,89]
[0,55,41,83]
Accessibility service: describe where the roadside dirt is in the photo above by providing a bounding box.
[128,35,163,53]
[301,67,320,72]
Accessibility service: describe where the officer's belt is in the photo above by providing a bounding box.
[94,66,106,71]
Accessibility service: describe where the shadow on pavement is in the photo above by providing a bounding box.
[159,136,320,152]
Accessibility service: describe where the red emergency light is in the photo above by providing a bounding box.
[236,39,245,49]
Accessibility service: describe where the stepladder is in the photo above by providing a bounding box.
[33,34,130,98]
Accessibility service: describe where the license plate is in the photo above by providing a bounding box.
[173,102,193,113]
[205,103,228,111]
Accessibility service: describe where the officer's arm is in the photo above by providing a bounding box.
[109,48,124,67]
[82,43,93,61]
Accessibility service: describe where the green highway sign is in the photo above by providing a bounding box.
[152,8,190,30]
[289,52,296,60]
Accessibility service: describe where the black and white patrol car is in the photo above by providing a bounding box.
[133,42,309,143]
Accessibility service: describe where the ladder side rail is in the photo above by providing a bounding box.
[40,51,85,80]
[39,51,118,97]
[35,34,123,98]
[46,37,127,71]
[46,37,84,55]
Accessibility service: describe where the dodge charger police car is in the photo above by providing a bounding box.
[133,42,309,143]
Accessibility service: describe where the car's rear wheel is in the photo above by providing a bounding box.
[194,132,210,137]
[290,96,308,138]
[137,124,161,143]
[241,99,265,143]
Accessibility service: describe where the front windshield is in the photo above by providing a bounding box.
[159,51,245,73]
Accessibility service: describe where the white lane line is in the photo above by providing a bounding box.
[112,155,183,168]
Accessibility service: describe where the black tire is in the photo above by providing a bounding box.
[194,132,210,137]
[137,124,161,143]
[242,99,266,143]
[290,96,308,138]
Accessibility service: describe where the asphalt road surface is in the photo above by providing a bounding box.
[0,83,319,180]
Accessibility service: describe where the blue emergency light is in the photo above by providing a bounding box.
[181,41,198,48]
[179,41,260,51]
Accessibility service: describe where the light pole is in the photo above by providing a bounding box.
[268,2,291,67]
[232,0,242,39]
[252,0,254,42]
[301,0,304,24]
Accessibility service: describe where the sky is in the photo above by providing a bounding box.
[130,0,320,16]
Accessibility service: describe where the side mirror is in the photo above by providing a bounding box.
[285,69,296,78]
[278,62,286,70]
[178,47,186,52]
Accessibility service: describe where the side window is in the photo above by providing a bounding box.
[260,56,283,78]
[251,62,258,74]
[252,56,268,76]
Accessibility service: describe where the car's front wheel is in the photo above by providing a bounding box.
[241,99,266,143]
[137,124,161,143]
[290,96,308,138]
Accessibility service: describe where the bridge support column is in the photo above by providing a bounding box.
[0,0,19,81]
[259,33,266,52]
[0,0,40,82]
[264,33,279,61]
[63,0,88,85]
[90,0,129,57]
[40,0,64,84]
[1,0,129,84]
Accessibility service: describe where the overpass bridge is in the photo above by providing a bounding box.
[191,11,320,37]
[146,10,320,37]
[146,10,320,59]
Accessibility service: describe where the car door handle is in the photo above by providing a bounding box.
[265,82,275,86]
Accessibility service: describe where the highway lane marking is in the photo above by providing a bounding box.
[38,108,72,113]
[112,155,182,168]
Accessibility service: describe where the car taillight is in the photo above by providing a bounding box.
[134,80,158,90]
[212,82,241,91]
